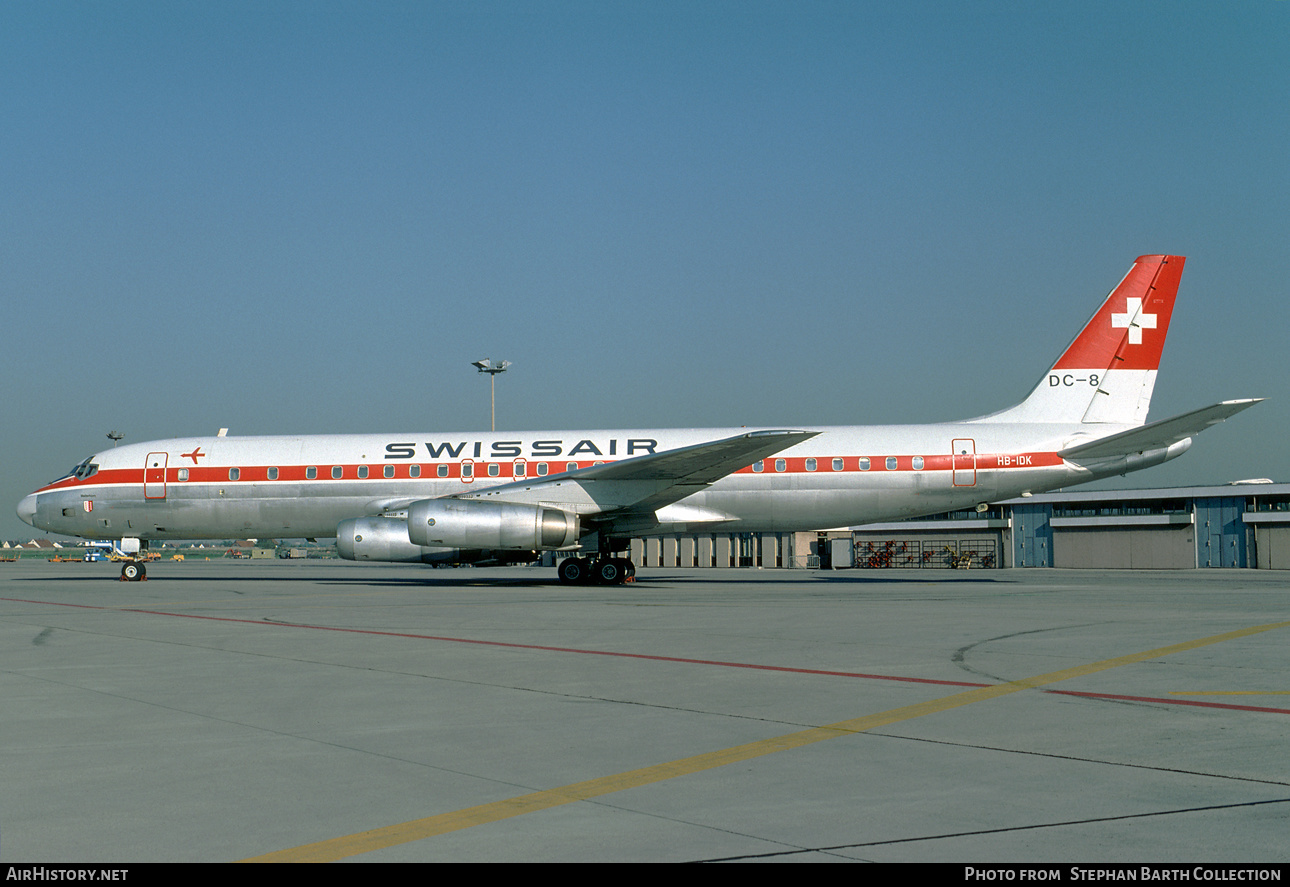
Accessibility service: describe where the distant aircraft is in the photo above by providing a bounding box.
[19,255,1259,583]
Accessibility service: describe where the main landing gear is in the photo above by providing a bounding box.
[557,556,635,586]
[119,561,147,582]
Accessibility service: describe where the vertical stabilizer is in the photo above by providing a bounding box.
[977,255,1183,426]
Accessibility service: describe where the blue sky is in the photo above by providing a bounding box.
[3,1,1287,540]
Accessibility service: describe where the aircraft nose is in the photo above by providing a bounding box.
[17,493,38,527]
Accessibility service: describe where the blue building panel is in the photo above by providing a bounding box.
[1194,497,1248,568]
[1011,502,1053,567]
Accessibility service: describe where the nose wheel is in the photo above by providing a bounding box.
[120,561,147,582]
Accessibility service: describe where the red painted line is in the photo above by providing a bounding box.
[0,596,987,689]
[1045,689,1290,716]
[11,596,1286,714]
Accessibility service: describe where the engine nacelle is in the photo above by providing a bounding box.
[336,516,541,566]
[407,498,579,550]
[337,516,434,563]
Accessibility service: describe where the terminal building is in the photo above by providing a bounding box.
[620,482,1290,571]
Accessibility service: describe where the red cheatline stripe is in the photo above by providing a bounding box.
[7,596,1288,714]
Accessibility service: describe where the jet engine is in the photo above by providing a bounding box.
[407,498,579,550]
[337,516,438,563]
[336,516,541,566]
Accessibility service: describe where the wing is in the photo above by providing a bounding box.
[1059,399,1262,460]
[450,429,819,523]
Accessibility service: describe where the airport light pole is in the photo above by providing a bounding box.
[471,359,511,432]
[106,431,123,447]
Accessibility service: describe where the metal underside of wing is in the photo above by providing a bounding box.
[450,429,819,526]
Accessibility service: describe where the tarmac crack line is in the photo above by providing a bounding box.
[240,617,1290,863]
[952,622,1108,681]
[861,731,1290,789]
[696,796,1290,862]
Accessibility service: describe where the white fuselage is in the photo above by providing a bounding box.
[21,418,1149,543]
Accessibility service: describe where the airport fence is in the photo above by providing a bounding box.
[852,538,997,569]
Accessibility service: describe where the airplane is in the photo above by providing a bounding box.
[18,255,1260,584]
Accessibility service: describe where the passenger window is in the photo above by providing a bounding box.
[436,464,448,478]
[267,467,278,480]
[487,463,499,477]
[775,459,786,472]
[357,466,369,479]
[805,458,817,471]
[832,458,843,471]
[332,466,343,479]
[306,467,317,479]
[537,463,548,476]
[912,456,924,470]
[885,457,897,470]
[752,461,763,473]
[409,465,421,478]
[859,458,870,471]
[462,462,473,478]
[229,468,240,481]
[566,462,577,473]
[178,469,189,482]
[384,465,394,478]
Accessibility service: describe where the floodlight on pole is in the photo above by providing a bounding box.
[106,431,124,447]
[471,358,511,432]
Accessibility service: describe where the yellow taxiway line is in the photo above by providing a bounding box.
[243,618,1290,862]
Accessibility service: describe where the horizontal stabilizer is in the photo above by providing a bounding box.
[1059,399,1262,460]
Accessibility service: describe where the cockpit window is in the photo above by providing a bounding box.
[53,457,99,484]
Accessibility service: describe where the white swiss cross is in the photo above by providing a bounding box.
[1110,297,1157,345]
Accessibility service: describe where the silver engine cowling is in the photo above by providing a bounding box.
[337,516,433,563]
[407,498,579,550]
[336,515,543,565]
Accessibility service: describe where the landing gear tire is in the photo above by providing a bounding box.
[557,556,634,585]
[557,557,588,585]
[120,561,146,582]
[593,558,635,585]
[594,559,624,585]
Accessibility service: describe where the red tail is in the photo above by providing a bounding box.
[1053,255,1183,372]
[975,255,1185,426]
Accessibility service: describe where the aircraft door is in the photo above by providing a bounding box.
[952,439,976,487]
[144,452,168,499]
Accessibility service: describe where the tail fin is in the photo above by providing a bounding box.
[977,254,1184,425]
